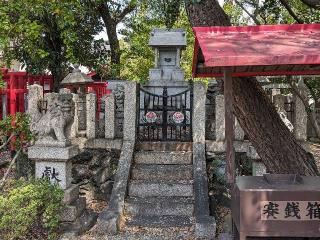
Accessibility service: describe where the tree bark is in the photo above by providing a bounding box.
[97,3,136,77]
[98,5,120,68]
[185,0,319,175]
[301,0,320,9]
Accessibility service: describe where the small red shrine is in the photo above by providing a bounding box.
[192,24,320,239]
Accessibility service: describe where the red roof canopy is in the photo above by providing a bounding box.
[192,24,320,78]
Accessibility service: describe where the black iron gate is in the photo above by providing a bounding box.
[137,86,193,142]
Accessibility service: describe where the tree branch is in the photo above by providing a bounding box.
[0,134,14,151]
[115,4,136,23]
[234,0,261,25]
[279,0,304,24]
[0,149,21,190]
[301,0,320,9]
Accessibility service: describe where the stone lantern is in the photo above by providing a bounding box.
[148,29,187,87]
[61,64,93,94]
[61,64,93,131]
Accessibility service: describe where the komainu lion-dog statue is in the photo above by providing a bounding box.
[29,87,75,147]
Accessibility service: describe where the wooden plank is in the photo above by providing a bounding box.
[224,67,235,184]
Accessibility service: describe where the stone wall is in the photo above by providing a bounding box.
[72,148,120,201]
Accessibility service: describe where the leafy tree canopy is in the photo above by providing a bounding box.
[0,0,107,87]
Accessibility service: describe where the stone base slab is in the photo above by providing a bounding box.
[206,140,250,153]
[34,139,71,148]
[28,145,79,160]
[85,138,122,150]
[195,216,216,239]
[62,185,79,205]
[60,209,98,236]
[60,197,86,222]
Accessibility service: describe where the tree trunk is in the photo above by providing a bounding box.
[50,66,64,91]
[106,22,121,69]
[185,0,319,175]
[98,5,121,77]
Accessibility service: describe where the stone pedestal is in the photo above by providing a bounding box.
[29,145,79,190]
[28,145,97,235]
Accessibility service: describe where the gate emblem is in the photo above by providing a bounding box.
[172,112,184,124]
[145,111,157,123]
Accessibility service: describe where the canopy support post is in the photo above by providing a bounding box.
[224,67,235,184]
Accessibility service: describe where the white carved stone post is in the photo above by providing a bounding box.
[215,94,244,141]
[235,118,245,141]
[193,82,216,238]
[70,94,79,138]
[27,84,43,122]
[247,146,266,176]
[123,81,137,141]
[86,93,96,139]
[273,94,285,112]
[271,88,281,100]
[215,95,225,141]
[193,82,206,143]
[105,94,116,139]
[293,81,309,141]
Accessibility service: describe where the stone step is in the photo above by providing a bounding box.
[136,142,192,152]
[128,180,193,197]
[126,215,193,228]
[131,164,193,181]
[134,151,192,165]
[125,197,194,216]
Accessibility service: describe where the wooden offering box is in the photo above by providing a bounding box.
[232,174,320,239]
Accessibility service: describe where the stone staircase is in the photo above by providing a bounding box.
[124,142,194,228]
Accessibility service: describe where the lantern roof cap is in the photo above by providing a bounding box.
[149,29,187,48]
[61,64,93,85]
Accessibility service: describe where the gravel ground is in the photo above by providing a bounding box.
[80,226,196,240]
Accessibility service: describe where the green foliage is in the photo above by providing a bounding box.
[234,0,320,25]
[223,1,249,25]
[0,113,34,151]
[0,71,4,89]
[0,179,64,240]
[0,0,106,81]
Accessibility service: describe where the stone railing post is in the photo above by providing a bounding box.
[215,94,244,141]
[69,94,79,138]
[86,93,96,139]
[123,81,137,141]
[94,81,137,235]
[27,84,43,122]
[105,94,116,139]
[215,95,225,141]
[294,94,308,141]
[273,94,285,112]
[192,82,216,238]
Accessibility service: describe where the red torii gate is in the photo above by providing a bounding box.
[0,69,53,119]
[0,69,111,119]
[192,24,320,239]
